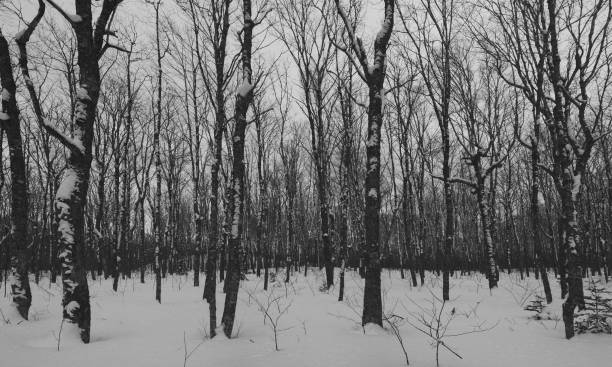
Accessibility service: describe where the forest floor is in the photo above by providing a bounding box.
[1,268,611,367]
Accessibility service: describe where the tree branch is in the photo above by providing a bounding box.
[45,0,80,25]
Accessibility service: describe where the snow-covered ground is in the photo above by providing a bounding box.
[1,269,611,367]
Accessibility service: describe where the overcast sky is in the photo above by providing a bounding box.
[1,0,386,37]
[1,0,389,141]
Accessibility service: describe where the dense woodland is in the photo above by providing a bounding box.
[0,0,611,346]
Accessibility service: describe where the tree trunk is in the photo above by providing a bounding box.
[0,33,32,320]
[112,118,122,292]
[473,156,498,289]
[530,120,552,303]
[546,0,585,339]
[221,0,254,338]
[121,52,133,281]
[332,0,394,326]
[24,0,121,343]
[153,0,163,304]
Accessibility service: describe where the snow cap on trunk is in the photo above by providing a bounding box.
[571,173,582,201]
[68,14,83,23]
[77,87,92,101]
[237,79,253,98]
[1,88,10,101]
[14,29,27,42]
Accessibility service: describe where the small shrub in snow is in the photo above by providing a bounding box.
[383,314,410,366]
[524,295,545,314]
[182,331,205,367]
[402,292,498,367]
[503,275,539,307]
[318,281,332,292]
[525,295,559,321]
[574,279,612,335]
[244,287,294,351]
[0,306,11,324]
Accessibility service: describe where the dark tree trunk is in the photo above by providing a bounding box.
[139,197,146,284]
[334,0,394,327]
[337,75,353,301]
[152,0,163,304]
[530,118,553,303]
[119,48,134,282]
[112,117,122,292]
[0,33,32,320]
[546,0,585,339]
[19,0,123,343]
[441,69,453,301]
[221,0,254,338]
[202,3,231,333]
[255,108,267,282]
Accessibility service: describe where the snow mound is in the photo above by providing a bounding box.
[0,303,28,324]
[210,326,230,341]
[363,322,385,336]
[26,322,82,349]
[532,305,560,321]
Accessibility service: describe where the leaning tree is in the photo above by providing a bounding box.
[17,0,125,343]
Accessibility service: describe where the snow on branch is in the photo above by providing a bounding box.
[14,0,45,45]
[237,79,254,98]
[321,16,368,83]
[41,118,86,157]
[99,43,130,59]
[94,0,125,53]
[46,0,82,26]
[448,177,478,188]
[1,88,9,101]
[67,14,83,23]
[11,2,85,158]
[374,0,394,49]
[537,163,555,179]
[334,0,370,80]
[432,174,477,189]
[484,146,514,178]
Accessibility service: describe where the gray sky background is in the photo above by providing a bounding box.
[1,0,388,117]
[1,0,386,46]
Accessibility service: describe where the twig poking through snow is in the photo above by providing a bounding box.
[183,331,205,367]
[52,318,65,352]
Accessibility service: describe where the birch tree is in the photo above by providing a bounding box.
[148,0,166,303]
[220,0,259,338]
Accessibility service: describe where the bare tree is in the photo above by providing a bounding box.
[0,6,43,319]
[397,0,457,301]
[16,0,126,343]
[220,0,260,338]
[179,0,235,337]
[449,53,514,289]
[334,0,394,326]
[148,0,166,304]
[273,0,337,288]
[478,0,612,338]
